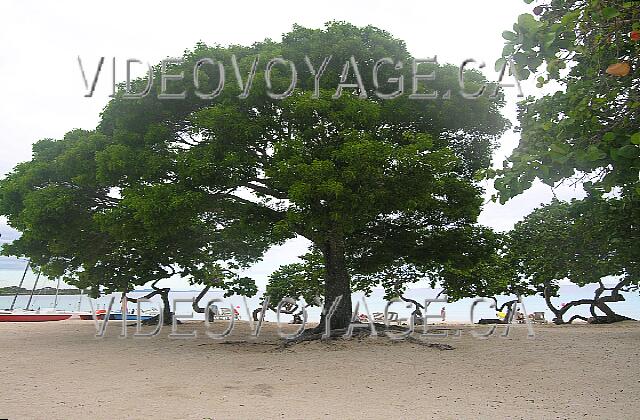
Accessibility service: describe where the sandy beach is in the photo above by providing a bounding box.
[1,320,639,419]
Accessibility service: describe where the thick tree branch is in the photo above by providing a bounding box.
[242,181,288,200]
[192,285,211,314]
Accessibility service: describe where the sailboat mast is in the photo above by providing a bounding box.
[77,289,84,312]
[25,269,41,310]
[10,259,30,311]
[53,277,61,309]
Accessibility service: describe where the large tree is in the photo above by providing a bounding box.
[1,22,509,329]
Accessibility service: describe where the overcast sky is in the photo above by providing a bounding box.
[0,0,585,289]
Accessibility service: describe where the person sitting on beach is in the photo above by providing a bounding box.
[291,312,303,324]
[515,310,525,323]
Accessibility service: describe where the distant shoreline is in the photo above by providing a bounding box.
[0,286,84,296]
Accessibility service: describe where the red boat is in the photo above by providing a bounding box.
[79,309,107,320]
[0,311,72,322]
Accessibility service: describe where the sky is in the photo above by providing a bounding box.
[0,0,585,289]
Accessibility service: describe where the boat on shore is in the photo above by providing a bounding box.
[1,261,74,322]
[4,262,159,322]
[109,312,156,321]
[0,310,72,322]
[77,309,158,321]
[79,309,107,320]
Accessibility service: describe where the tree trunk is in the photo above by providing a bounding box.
[126,286,173,326]
[544,280,634,325]
[160,289,172,325]
[590,300,633,323]
[543,282,564,324]
[320,234,352,330]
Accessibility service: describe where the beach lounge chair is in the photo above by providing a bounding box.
[358,313,370,323]
[216,308,233,320]
[214,308,241,320]
[372,312,402,325]
[207,305,220,321]
[532,312,547,324]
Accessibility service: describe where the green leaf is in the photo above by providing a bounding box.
[543,31,557,48]
[494,58,506,72]
[517,13,540,32]
[502,43,515,56]
[610,148,620,161]
[618,145,639,159]
[517,68,531,80]
[601,7,620,19]
[561,10,580,25]
[540,165,550,177]
[502,30,517,41]
[527,56,544,70]
[585,145,607,162]
[630,133,640,145]
[603,132,616,142]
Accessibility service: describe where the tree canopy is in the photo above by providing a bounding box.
[0,129,272,310]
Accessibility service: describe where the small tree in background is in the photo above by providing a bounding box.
[508,197,638,323]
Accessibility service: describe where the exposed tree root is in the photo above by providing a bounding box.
[579,314,634,324]
[279,323,455,350]
[404,336,455,350]
[126,314,180,326]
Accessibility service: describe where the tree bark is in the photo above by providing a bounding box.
[544,279,634,325]
[252,301,298,321]
[319,233,352,330]
[160,289,172,324]
[192,286,212,321]
[125,285,173,325]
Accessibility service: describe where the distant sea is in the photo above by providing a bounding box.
[1,280,638,323]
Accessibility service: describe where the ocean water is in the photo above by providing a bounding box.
[1,284,638,323]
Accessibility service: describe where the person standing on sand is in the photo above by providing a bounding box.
[440,307,446,322]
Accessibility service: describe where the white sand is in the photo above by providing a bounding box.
[1,320,639,419]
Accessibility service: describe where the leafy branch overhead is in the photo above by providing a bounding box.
[493,0,640,202]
